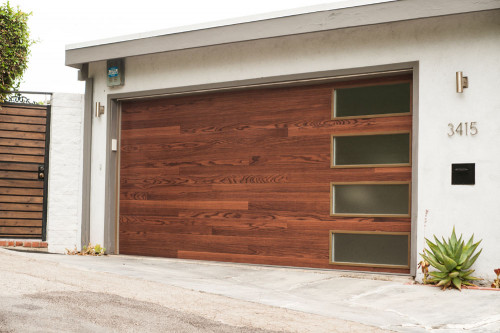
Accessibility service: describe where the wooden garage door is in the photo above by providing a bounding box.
[119,74,412,273]
[0,103,49,239]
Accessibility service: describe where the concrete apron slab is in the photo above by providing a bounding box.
[8,250,500,332]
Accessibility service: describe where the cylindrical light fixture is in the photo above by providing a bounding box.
[456,72,468,93]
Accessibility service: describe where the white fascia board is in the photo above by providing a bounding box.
[65,0,500,68]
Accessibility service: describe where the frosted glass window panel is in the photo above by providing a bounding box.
[333,133,410,166]
[334,83,411,118]
[331,232,409,266]
[332,184,409,215]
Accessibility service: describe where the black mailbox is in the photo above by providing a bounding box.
[451,163,475,185]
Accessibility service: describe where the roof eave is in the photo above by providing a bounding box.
[65,0,500,68]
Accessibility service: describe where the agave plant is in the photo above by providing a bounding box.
[420,227,482,290]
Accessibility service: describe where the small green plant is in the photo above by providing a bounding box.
[492,269,500,289]
[66,243,106,256]
[420,227,482,291]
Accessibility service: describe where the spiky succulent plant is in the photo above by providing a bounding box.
[420,228,482,290]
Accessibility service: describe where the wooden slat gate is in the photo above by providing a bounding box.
[0,92,51,240]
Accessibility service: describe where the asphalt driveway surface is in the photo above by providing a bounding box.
[0,248,384,333]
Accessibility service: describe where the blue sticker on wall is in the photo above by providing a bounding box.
[108,66,119,78]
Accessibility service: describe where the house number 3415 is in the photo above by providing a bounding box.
[448,122,478,136]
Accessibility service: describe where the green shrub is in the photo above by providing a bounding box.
[420,227,482,290]
[0,2,34,99]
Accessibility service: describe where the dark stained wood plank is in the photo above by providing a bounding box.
[0,162,39,171]
[120,166,179,175]
[0,138,45,148]
[0,203,43,212]
[0,106,46,117]
[0,154,44,163]
[121,125,180,140]
[0,226,42,235]
[0,123,46,133]
[122,126,289,146]
[121,135,328,158]
[120,175,289,189]
[121,199,248,211]
[122,190,328,202]
[0,195,43,203]
[0,219,42,227]
[0,179,44,188]
[288,115,412,137]
[0,187,43,196]
[177,210,410,224]
[120,158,249,171]
[0,170,38,180]
[0,211,42,219]
[0,234,42,238]
[0,130,45,140]
[0,115,46,125]
[248,200,328,213]
[0,146,45,156]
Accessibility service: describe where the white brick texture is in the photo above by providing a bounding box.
[47,93,84,253]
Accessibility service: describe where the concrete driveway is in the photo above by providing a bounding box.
[1,248,499,332]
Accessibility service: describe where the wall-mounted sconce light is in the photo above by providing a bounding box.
[456,71,468,93]
[95,102,105,117]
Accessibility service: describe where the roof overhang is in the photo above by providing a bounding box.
[65,0,500,68]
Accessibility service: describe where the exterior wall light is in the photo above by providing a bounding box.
[95,102,105,117]
[456,71,468,93]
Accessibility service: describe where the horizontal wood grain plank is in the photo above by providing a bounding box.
[121,125,180,140]
[0,179,44,188]
[0,195,43,204]
[120,190,328,202]
[0,115,46,125]
[0,154,44,163]
[121,135,329,157]
[248,200,328,213]
[0,123,45,133]
[0,170,38,180]
[0,219,42,227]
[0,146,45,156]
[120,159,249,173]
[0,106,46,117]
[120,175,289,189]
[178,210,410,224]
[121,199,248,211]
[0,226,41,235]
[0,162,39,172]
[0,211,42,219]
[120,166,179,175]
[0,130,45,140]
[0,203,43,212]
[0,234,42,239]
[122,126,289,145]
[0,138,45,148]
[0,187,43,196]
[288,116,411,137]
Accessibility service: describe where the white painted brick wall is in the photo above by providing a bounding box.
[47,93,84,253]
